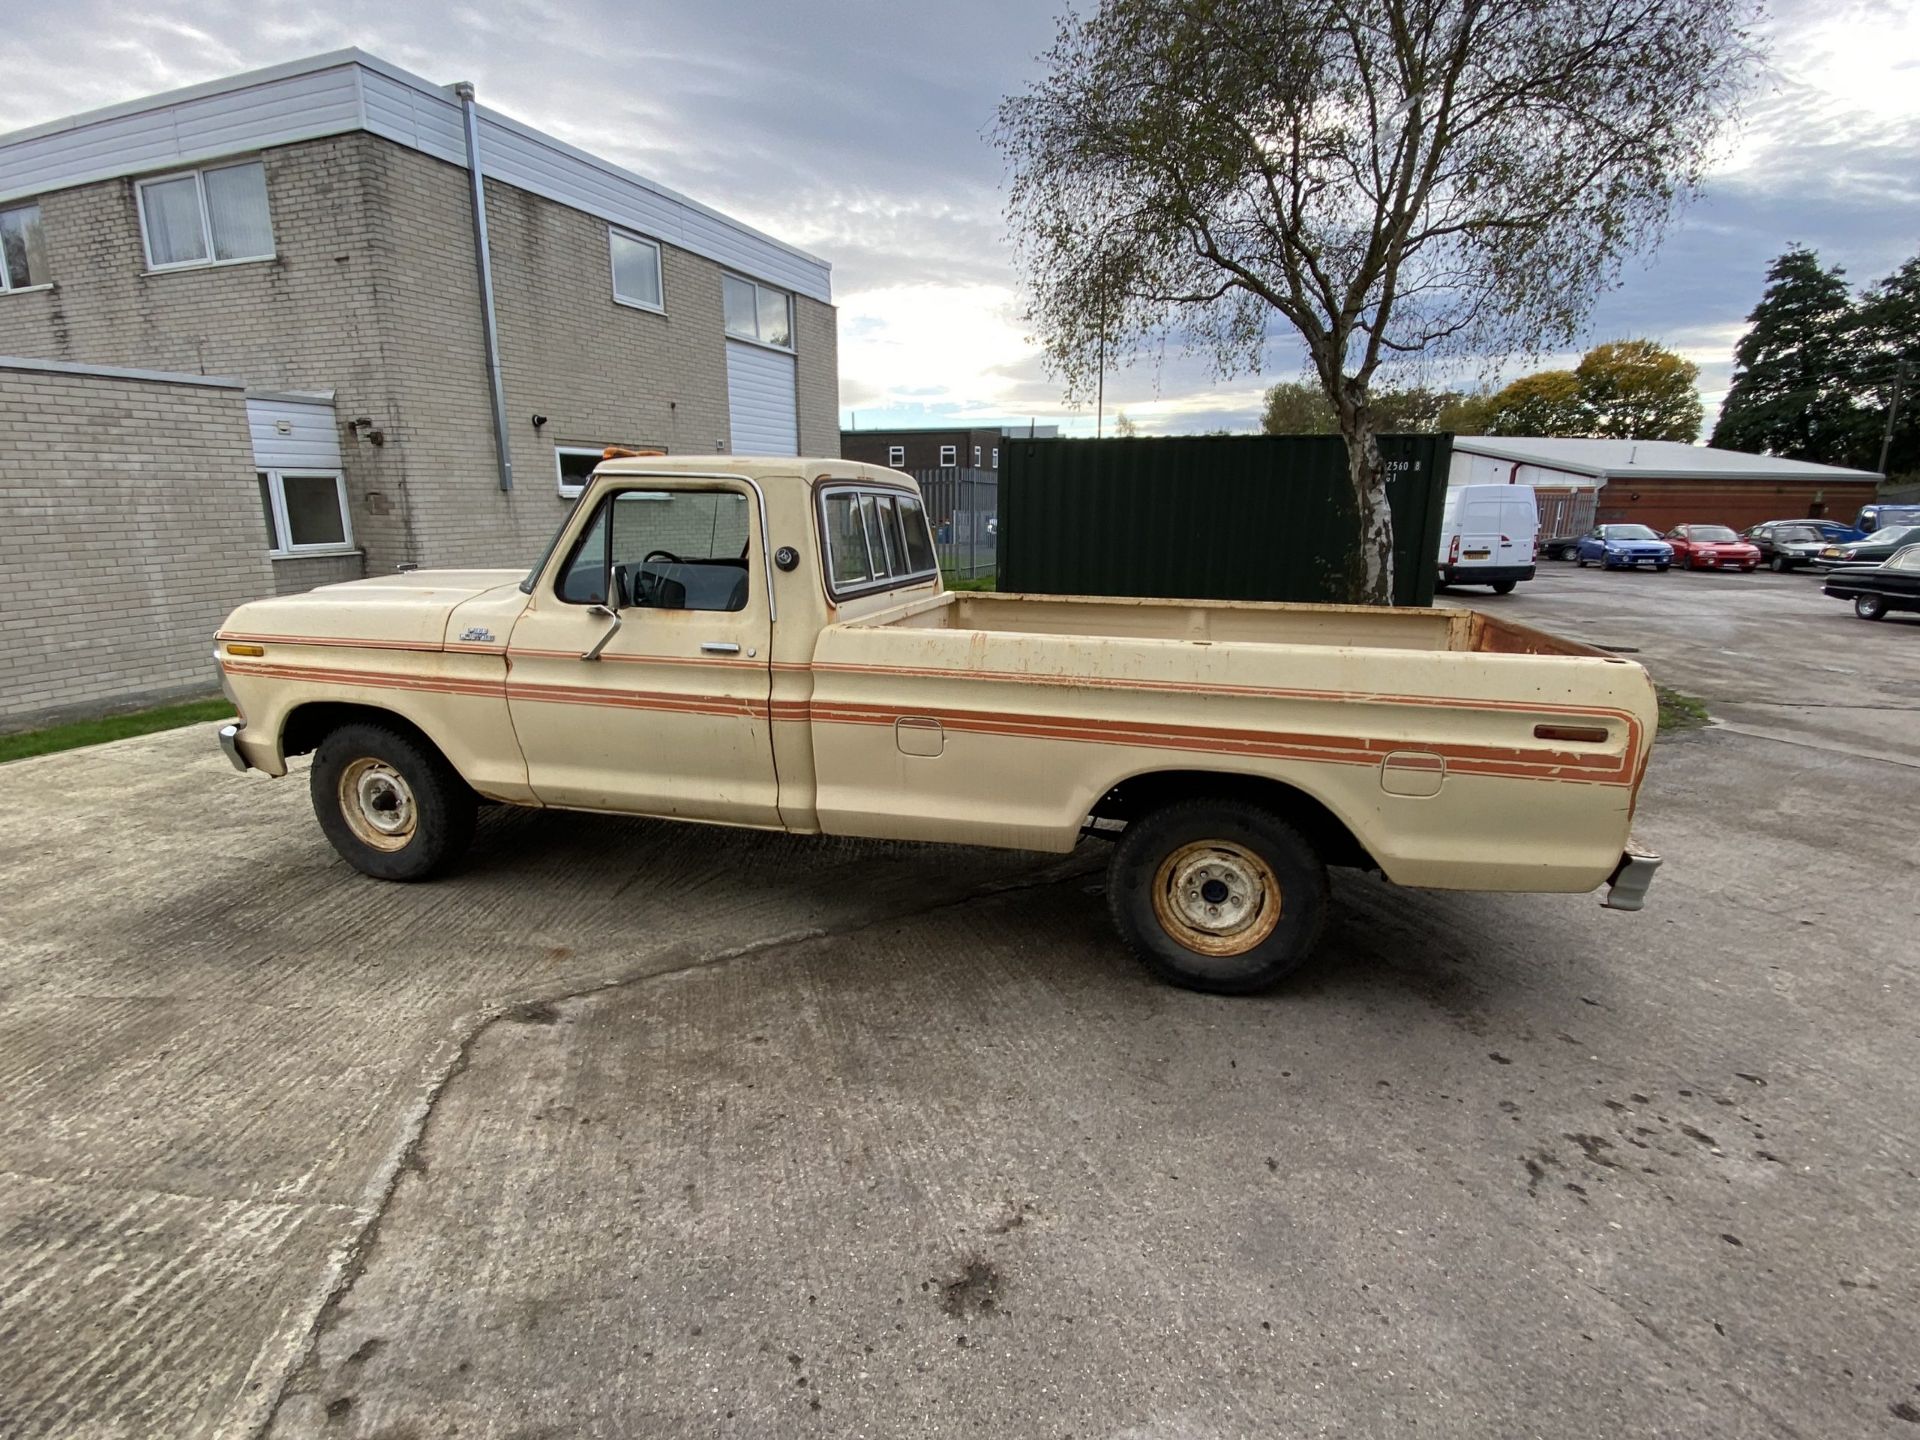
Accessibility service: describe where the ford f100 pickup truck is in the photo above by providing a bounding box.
[216,455,1661,993]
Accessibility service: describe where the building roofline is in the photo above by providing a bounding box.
[0,354,244,389]
[1451,436,1883,483]
[0,48,832,296]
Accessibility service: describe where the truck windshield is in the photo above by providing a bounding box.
[521,488,591,594]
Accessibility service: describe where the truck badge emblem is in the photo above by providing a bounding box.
[459,627,497,644]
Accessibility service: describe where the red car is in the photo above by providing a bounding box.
[1663,524,1760,572]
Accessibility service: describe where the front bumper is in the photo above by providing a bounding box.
[1601,848,1662,911]
[218,722,252,773]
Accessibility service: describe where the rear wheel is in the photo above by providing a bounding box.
[1107,799,1329,994]
[310,722,476,880]
[1855,593,1889,621]
[1491,579,1518,595]
[1576,554,1589,568]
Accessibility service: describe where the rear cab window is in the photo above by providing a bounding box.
[820,483,940,599]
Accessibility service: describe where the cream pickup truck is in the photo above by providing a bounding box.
[216,455,1661,993]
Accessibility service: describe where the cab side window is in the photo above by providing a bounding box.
[557,489,752,610]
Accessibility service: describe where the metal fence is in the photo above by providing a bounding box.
[997,434,1452,607]
[913,467,999,581]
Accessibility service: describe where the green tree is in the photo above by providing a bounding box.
[1856,256,1920,475]
[998,0,1759,601]
[1263,380,1470,434]
[1260,380,1339,434]
[1576,340,1703,441]
[1711,248,1863,464]
[1436,391,1496,434]
[1481,371,1587,436]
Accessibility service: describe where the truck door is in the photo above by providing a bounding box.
[505,482,779,825]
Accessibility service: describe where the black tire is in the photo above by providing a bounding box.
[1855,593,1889,621]
[1106,799,1329,995]
[1576,554,1589,568]
[1491,579,1518,595]
[1655,563,1670,572]
[310,721,476,881]
[1769,556,1787,572]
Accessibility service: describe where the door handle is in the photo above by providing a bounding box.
[700,641,742,655]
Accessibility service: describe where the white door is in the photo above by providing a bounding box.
[726,340,798,456]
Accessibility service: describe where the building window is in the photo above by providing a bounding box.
[138,161,273,270]
[555,446,604,500]
[722,274,794,350]
[0,202,48,292]
[973,445,982,466]
[939,444,957,467]
[887,445,905,468]
[609,228,664,311]
[991,447,999,469]
[258,470,351,555]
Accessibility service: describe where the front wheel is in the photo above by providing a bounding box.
[1770,556,1787,572]
[311,722,477,880]
[1655,563,1670,572]
[1106,800,1329,994]
[1855,593,1889,621]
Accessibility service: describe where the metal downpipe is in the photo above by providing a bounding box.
[456,81,513,492]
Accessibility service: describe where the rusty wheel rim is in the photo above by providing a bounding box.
[1151,840,1281,956]
[338,757,416,852]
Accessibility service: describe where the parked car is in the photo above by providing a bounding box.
[1747,522,1830,572]
[1436,483,1538,593]
[1822,544,1920,620]
[1813,524,1920,570]
[1575,525,1673,571]
[1663,524,1760,572]
[211,455,1665,995]
[1856,503,1920,534]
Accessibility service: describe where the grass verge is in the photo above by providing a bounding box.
[1656,686,1711,733]
[0,697,236,764]
[945,574,999,592]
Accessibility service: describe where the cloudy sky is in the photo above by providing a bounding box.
[4,0,1917,437]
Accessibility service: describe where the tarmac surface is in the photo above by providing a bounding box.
[2,563,1915,1438]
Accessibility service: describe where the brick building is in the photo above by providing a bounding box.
[1449,437,1883,534]
[0,50,837,724]
[841,426,1007,473]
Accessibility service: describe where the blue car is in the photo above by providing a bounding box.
[1574,524,1674,571]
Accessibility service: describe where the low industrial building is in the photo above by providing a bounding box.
[0,49,837,726]
[1449,437,1882,534]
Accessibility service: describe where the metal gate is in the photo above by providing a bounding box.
[913,467,998,581]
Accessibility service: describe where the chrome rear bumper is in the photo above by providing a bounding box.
[1601,848,1662,911]
[218,722,251,773]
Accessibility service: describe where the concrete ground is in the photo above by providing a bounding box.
[2,565,1914,1439]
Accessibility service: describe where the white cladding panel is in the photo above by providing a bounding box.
[247,396,343,472]
[0,65,362,204]
[726,341,799,457]
[0,51,831,302]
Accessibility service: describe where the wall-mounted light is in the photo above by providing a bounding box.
[347,417,386,447]
[531,414,548,430]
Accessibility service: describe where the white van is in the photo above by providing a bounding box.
[1437,484,1539,594]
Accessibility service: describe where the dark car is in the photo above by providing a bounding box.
[1813,523,1920,571]
[1574,524,1673,571]
[1748,521,1830,572]
[1750,519,1865,545]
[1822,543,1920,621]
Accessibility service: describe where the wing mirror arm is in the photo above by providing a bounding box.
[582,558,621,661]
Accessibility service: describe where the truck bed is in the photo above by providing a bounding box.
[805,589,1653,883]
[876,590,1601,657]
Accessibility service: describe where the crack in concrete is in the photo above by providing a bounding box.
[243,851,1099,1437]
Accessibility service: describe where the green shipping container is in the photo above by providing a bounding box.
[997,434,1452,607]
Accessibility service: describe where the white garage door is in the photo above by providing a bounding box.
[726,340,798,456]
[246,393,342,470]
